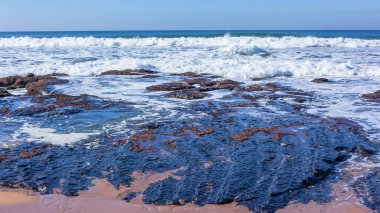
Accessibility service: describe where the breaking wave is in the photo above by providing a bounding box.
[0,35,379,79]
[224,46,271,56]
[1,36,380,48]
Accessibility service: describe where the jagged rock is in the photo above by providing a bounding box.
[361,90,380,102]
[101,69,158,76]
[312,78,330,83]
[146,82,194,91]
[0,107,9,114]
[355,169,380,211]
[170,72,203,77]
[129,131,156,142]
[251,77,267,81]
[26,78,68,95]
[42,73,69,77]
[200,79,241,91]
[10,94,113,116]
[294,97,307,103]
[19,144,53,159]
[241,83,283,92]
[0,88,12,97]
[0,76,19,87]
[183,78,209,85]
[164,139,177,150]
[0,74,68,91]
[166,89,209,100]
[230,124,302,142]
[140,75,160,78]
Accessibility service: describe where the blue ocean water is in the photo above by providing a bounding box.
[1,30,380,39]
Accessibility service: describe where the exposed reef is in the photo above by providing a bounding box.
[100,69,158,76]
[311,78,330,83]
[0,70,378,212]
[361,90,380,102]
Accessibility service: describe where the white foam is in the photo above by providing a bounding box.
[223,45,270,56]
[1,35,380,79]
[14,124,97,145]
[1,36,380,48]
[0,35,380,79]
[278,77,380,142]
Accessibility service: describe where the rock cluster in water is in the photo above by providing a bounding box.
[361,90,380,102]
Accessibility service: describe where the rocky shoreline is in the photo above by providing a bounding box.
[0,70,379,212]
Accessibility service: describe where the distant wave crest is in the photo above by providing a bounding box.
[224,46,271,56]
[1,36,380,48]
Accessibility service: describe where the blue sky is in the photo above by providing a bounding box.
[1,0,380,31]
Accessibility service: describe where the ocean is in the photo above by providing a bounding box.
[0,30,380,78]
[0,30,379,130]
[0,30,379,138]
[0,30,380,211]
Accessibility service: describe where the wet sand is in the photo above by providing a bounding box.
[276,182,372,213]
[0,169,250,213]
[277,157,376,213]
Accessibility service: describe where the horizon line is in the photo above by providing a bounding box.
[1,29,380,33]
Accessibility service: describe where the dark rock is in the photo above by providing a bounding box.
[0,154,14,161]
[0,107,9,114]
[0,88,12,97]
[230,124,302,142]
[0,76,377,212]
[193,127,214,137]
[251,77,267,81]
[0,74,68,91]
[234,102,259,108]
[33,94,92,108]
[140,75,160,78]
[26,78,68,95]
[26,73,36,78]
[166,89,209,100]
[355,168,380,211]
[140,123,161,130]
[129,131,156,142]
[170,72,203,77]
[19,144,53,159]
[200,79,241,91]
[130,141,153,153]
[294,97,307,103]
[146,82,194,91]
[0,76,18,87]
[0,99,375,212]
[10,94,110,116]
[361,90,380,102]
[123,192,140,202]
[183,78,209,85]
[42,73,69,77]
[0,75,40,89]
[101,69,157,76]
[242,85,266,92]
[164,139,177,150]
[265,83,282,92]
[311,78,330,83]
[239,83,283,93]
[10,77,33,89]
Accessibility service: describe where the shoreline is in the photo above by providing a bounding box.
[0,71,379,212]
